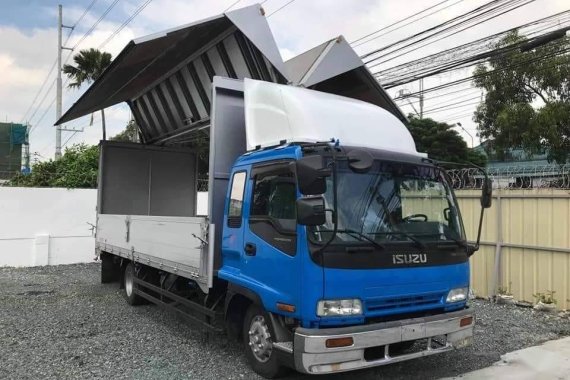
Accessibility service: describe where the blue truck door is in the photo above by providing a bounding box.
[241,161,301,316]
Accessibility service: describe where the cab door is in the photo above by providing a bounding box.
[240,161,301,316]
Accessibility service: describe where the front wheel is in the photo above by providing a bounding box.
[242,304,287,378]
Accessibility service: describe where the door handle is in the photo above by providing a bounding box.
[244,242,257,256]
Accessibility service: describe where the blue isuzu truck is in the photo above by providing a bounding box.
[55,5,491,378]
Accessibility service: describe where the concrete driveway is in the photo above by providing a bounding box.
[447,336,570,379]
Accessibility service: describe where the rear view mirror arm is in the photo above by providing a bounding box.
[471,171,492,255]
[314,157,339,255]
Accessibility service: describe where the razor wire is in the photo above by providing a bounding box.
[447,164,570,189]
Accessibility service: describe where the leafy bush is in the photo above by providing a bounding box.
[533,290,557,305]
[6,144,99,188]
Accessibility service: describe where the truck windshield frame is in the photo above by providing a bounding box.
[308,159,466,248]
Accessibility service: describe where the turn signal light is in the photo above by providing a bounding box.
[325,337,354,348]
[276,303,296,313]
[460,316,474,327]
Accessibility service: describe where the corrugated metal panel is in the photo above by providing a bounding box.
[456,189,570,310]
[132,29,286,144]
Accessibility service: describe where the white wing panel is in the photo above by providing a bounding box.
[244,78,423,157]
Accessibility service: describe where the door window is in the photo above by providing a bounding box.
[227,171,246,228]
[249,170,297,255]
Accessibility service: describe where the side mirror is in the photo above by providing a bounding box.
[294,155,331,195]
[296,197,326,226]
[481,178,493,208]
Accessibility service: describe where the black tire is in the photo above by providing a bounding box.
[242,304,287,379]
[123,263,144,306]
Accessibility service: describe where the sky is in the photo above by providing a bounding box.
[0,0,568,162]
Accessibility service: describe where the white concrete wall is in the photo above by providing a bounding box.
[197,192,208,216]
[0,187,97,267]
[0,187,210,267]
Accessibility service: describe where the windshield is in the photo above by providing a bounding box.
[309,160,465,246]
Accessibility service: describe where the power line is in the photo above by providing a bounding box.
[397,87,481,106]
[362,0,533,62]
[224,0,242,12]
[61,132,78,148]
[423,100,482,115]
[98,0,154,49]
[440,111,478,121]
[70,0,121,51]
[21,2,99,123]
[368,0,543,71]
[29,0,119,139]
[20,60,58,123]
[27,81,56,127]
[73,0,99,28]
[267,0,297,18]
[381,24,570,88]
[30,98,57,134]
[351,0,464,48]
[20,29,74,123]
[396,45,570,99]
[375,10,570,86]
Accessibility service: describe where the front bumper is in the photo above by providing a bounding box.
[293,308,474,375]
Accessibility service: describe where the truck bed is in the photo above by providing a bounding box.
[96,214,209,287]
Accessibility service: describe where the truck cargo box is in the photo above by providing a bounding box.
[96,142,210,290]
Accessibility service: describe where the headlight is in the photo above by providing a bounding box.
[446,287,469,303]
[317,299,362,316]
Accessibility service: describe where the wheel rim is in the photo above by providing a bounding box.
[125,267,134,297]
[248,315,273,363]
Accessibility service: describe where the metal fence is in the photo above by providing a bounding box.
[448,165,570,309]
[457,188,570,310]
[197,178,208,192]
[448,164,570,190]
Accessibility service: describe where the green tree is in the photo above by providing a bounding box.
[111,119,139,142]
[63,48,112,140]
[407,116,487,167]
[473,31,570,163]
[7,144,99,188]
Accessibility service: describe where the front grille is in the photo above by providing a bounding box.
[366,291,445,313]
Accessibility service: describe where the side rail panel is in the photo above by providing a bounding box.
[97,214,209,291]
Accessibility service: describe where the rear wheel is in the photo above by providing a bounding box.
[242,304,287,378]
[123,262,144,306]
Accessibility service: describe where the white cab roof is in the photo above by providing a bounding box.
[244,78,423,156]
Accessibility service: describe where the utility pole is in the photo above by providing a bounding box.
[55,5,63,159]
[395,79,424,119]
[56,4,73,159]
[456,122,474,148]
[419,78,424,119]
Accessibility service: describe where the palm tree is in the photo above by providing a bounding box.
[63,48,112,140]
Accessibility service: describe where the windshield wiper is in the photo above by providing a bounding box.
[368,231,426,249]
[319,229,385,250]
